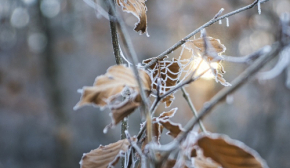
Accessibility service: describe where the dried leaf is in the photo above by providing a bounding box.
[184,37,226,56]
[197,134,269,168]
[161,94,175,108]
[142,108,178,146]
[159,119,184,138]
[142,57,180,107]
[75,65,151,108]
[110,100,140,125]
[153,108,177,142]
[80,139,130,168]
[117,0,147,34]
[194,155,221,168]
[158,107,177,120]
[216,73,231,87]
[75,65,151,131]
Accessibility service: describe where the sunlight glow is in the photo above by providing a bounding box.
[193,57,219,79]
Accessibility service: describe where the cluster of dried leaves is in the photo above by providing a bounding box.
[79,112,268,168]
[74,0,270,167]
[74,37,268,167]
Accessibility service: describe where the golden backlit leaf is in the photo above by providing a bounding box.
[159,119,184,138]
[197,134,269,168]
[117,0,147,34]
[75,65,151,109]
[80,139,130,168]
[184,37,226,56]
[142,57,180,107]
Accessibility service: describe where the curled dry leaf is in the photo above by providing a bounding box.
[197,134,269,168]
[153,108,178,142]
[215,73,231,87]
[80,139,131,168]
[142,108,177,148]
[117,0,148,34]
[184,37,231,87]
[142,57,180,107]
[74,65,151,130]
[159,119,184,138]
[184,37,226,57]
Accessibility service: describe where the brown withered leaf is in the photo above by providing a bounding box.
[110,100,140,125]
[159,119,184,138]
[117,0,147,34]
[75,65,151,109]
[158,107,177,120]
[194,155,221,168]
[197,134,269,168]
[152,108,177,142]
[142,57,180,107]
[184,37,226,56]
[80,139,130,168]
[215,73,231,87]
[142,108,178,147]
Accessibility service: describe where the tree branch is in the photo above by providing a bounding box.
[144,0,268,69]
[159,42,283,160]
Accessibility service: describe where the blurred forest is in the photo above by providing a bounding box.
[0,0,289,167]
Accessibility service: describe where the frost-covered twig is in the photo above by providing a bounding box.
[221,45,272,63]
[159,42,282,160]
[106,0,150,112]
[144,0,269,69]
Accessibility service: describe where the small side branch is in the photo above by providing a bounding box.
[160,42,282,159]
[144,0,269,68]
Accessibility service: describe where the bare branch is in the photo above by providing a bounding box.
[144,0,269,69]
[106,0,150,113]
[159,42,282,159]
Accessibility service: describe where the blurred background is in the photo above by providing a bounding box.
[0,0,289,167]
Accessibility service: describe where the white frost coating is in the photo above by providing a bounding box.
[258,0,261,15]
[226,17,229,27]
[219,19,222,24]
[119,45,132,65]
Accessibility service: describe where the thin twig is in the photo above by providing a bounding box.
[108,1,128,167]
[181,87,206,132]
[159,42,282,159]
[108,1,123,65]
[144,0,268,69]
[221,45,272,63]
[106,0,150,114]
[125,131,147,168]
